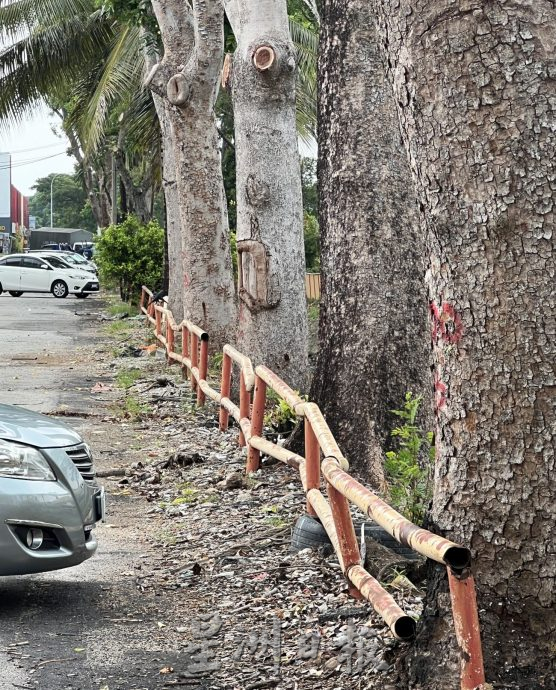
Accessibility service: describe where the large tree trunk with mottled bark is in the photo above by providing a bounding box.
[313,0,431,486]
[370,2,556,687]
[223,0,309,388]
[147,0,237,348]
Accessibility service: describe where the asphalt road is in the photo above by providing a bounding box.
[0,293,189,690]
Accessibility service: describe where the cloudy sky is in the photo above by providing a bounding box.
[0,104,75,197]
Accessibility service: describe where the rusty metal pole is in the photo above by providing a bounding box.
[140,288,145,312]
[246,375,266,473]
[155,308,161,337]
[191,333,199,392]
[447,570,486,690]
[327,480,362,599]
[219,352,232,431]
[197,337,209,406]
[181,325,189,380]
[238,371,251,448]
[166,322,175,365]
[304,419,320,517]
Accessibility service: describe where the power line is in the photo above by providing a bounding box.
[0,141,67,155]
[0,150,69,170]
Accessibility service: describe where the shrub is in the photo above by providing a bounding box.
[96,215,164,302]
[384,392,434,526]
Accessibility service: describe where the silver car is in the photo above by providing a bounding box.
[0,404,104,575]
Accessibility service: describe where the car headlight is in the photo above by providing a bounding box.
[0,440,56,481]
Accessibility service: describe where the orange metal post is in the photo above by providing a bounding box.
[166,322,175,364]
[246,375,266,473]
[327,480,362,599]
[447,570,486,690]
[181,325,189,379]
[191,333,199,392]
[219,352,232,431]
[304,419,320,517]
[197,337,209,406]
[155,308,161,337]
[238,372,251,447]
[140,288,145,311]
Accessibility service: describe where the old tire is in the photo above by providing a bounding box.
[51,280,68,299]
[9,291,23,297]
[291,515,333,554]
[354,522,420,560]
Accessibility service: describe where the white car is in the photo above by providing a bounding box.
[0,253,99,299]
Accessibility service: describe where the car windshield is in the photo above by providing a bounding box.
[43,255,72,269]
[65,253,88,265]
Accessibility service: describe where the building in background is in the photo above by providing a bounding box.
[0,152,29,253]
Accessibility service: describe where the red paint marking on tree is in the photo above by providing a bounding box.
[430,301,464,344]
[434,370,447,411]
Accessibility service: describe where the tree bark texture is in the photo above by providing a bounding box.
[148,0,237,349]
[370,2,556,687]
[313,0,432,487]
[223,0,309,389]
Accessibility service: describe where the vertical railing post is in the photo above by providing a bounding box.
[304,419,320,517]
[197,336,209,406]
[447,570,486,690]
[140,288,145,312]
[166,321,175,365]
[238,372,251,447]
[191,333,199,392]
[219,352,232,431]
[246,375,266,473]
[327,480,362,598]
[155,308,161,337]
[181,325,189,379]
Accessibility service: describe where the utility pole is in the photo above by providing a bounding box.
[50,174,60,228]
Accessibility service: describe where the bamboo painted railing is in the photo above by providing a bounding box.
[140,286,486,689]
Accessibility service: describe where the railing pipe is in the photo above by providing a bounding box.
[322,458,470,571]
[219,352,232,431]
[255,365,306,415]
[246,375,267,473]
[197,337,209,406]
[238,372,251,447]
[304,419,320,517]
[190,333,199,392]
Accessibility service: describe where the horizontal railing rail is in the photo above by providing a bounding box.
[139,286,485,689]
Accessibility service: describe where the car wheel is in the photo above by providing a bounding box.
[9,291,23,297]
[51,280,69,299]
[0,283,3,295]
[75,293,89,299]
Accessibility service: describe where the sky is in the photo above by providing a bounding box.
[0,104,75,197]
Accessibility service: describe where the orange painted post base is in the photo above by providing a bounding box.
[447,570,486,690]
[197,337,209,406]
[246,375,266,473]
[219,353,232,431]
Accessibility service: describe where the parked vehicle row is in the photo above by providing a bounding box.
[0,252,99,298]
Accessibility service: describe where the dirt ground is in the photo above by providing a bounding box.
[0,292,419,690]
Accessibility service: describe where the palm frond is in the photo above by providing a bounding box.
[289,16,317,145]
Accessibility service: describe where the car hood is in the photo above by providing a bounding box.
[0,404,83,448]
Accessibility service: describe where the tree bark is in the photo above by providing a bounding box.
[148,0,237,349]
[313,0,431,486]
[370,1,556,687]
[223,0,309,389]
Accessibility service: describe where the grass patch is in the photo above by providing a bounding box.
[104,321,134,336]
[111,394,151,420]
[264,516,288,528]
[107,302,139,317]
[307,299,320,323]
[116,368,143,389]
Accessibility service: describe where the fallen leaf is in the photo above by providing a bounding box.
[159,667,174,674]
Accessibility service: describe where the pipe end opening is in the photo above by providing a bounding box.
[394,616,416,641]
[444,546,471,573]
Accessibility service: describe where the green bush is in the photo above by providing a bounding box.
[385,392,434,526]
[304,212,320,272]
[96,215,164,302]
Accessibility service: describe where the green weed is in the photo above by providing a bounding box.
[116,368,143,389]
[104,321,133,335]
[384,392,434,526]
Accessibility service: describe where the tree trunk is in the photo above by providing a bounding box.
[370,2,556,687]
[313,0,431,486]
[223,0,309,389]
[147,0,237,350]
